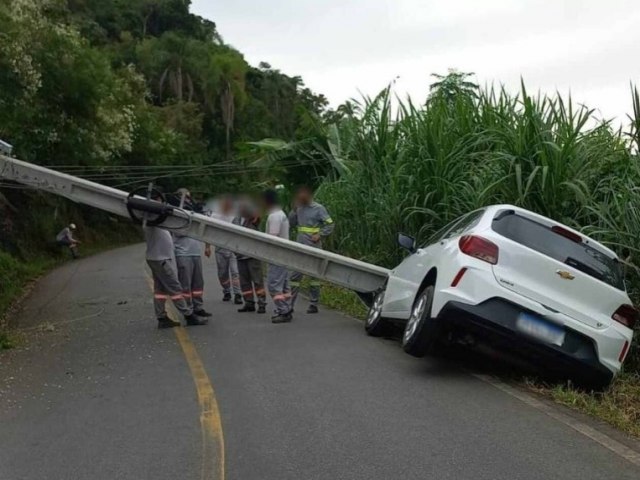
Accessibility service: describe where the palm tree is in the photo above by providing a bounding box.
[137,32,196,103]
[156,33,195,103]
[220,79,235,160]
[212,50,247,160]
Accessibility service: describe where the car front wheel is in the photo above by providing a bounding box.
[365,290,392,337]
[402,285,439,357]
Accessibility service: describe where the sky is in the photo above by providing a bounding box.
[191,0,640,123]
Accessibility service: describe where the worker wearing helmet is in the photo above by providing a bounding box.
[55,223,81,259]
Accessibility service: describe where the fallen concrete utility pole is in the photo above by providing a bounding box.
[0,155,389,297]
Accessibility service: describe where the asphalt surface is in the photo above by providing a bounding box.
[1,244,639,480]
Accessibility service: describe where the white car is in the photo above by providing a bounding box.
[365,205,637,389]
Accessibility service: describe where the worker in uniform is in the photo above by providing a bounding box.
[211,196,242,304]
[288,185,334,314]
[56,223,81,259]
[145,216,208,329]
[263,189,292,323]
[235,200,267,314]
[173,188,212,319]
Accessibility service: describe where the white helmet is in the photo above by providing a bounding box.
[69,223,76,230]
[176,188,191,198]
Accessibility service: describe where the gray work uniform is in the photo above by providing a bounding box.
[266,208,292,315]
[289,202,334,307]
[210,213,241,295]
[144,226,193,319]
[236,216,266,307]
[173,233,205,311]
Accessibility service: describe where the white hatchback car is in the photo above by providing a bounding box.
[365,205,636,389]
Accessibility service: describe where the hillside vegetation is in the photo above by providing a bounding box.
[0,0,330,325]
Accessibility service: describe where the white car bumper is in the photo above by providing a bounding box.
[432,264,631,383]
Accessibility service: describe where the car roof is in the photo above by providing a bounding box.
[482,204,618,259]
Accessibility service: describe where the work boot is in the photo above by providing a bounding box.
[185,314,208,326]
[307,305,319,314]
[234,294,243,305]
[194,309,213,318]
[271,313,292,324]
[222,292,231,302]
[257,305,266,314]
[157,317,180,329]
[238,303,256,313]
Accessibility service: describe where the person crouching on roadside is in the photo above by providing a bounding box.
[56,223,81,259]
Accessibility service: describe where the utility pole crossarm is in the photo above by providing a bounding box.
[0,155,389,295]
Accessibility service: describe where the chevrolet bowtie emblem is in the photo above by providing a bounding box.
[556,270,575,280]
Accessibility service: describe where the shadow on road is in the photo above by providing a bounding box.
[383,324,575,389]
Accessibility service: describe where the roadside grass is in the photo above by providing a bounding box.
[0,331,15,350]
[0,231,140,349]
[0,251,55,349]
[0,251,54,316]
[527,374,640,438]
[312,280,640,439]
[317,282,368,320]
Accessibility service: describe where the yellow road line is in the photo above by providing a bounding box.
[145,274,225,480]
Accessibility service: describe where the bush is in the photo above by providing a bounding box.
[316,80,640,372]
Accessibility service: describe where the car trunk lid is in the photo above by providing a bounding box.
[489,210,627,330]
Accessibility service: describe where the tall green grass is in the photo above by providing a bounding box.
[316,82,640,370]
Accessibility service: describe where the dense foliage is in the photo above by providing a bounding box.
[0,0,329,194]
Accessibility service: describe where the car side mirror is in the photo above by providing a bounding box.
[398,233,416,253]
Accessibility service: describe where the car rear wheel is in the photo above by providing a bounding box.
[402,285,439,357]
[365,290,392,337]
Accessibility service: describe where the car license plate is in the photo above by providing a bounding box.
[516,312,565,346]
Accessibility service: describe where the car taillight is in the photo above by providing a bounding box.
[459,235,499,265]
[612,304,638,329]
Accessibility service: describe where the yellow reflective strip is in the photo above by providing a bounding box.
[325,218,334,224]
[298,226,321,234]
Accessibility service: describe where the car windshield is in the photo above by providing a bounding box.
[492,211,624,290]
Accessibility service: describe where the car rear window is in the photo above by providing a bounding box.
[492,211,624,290]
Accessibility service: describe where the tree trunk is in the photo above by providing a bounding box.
[220,81,234,161]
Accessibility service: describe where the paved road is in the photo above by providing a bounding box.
[1,244,639,480]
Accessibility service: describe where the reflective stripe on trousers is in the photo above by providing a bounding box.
[176,256,205,311]
[237,258,266,306]
[268,264,290,315]
[215,251,240,295]
[147,258,193,319]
